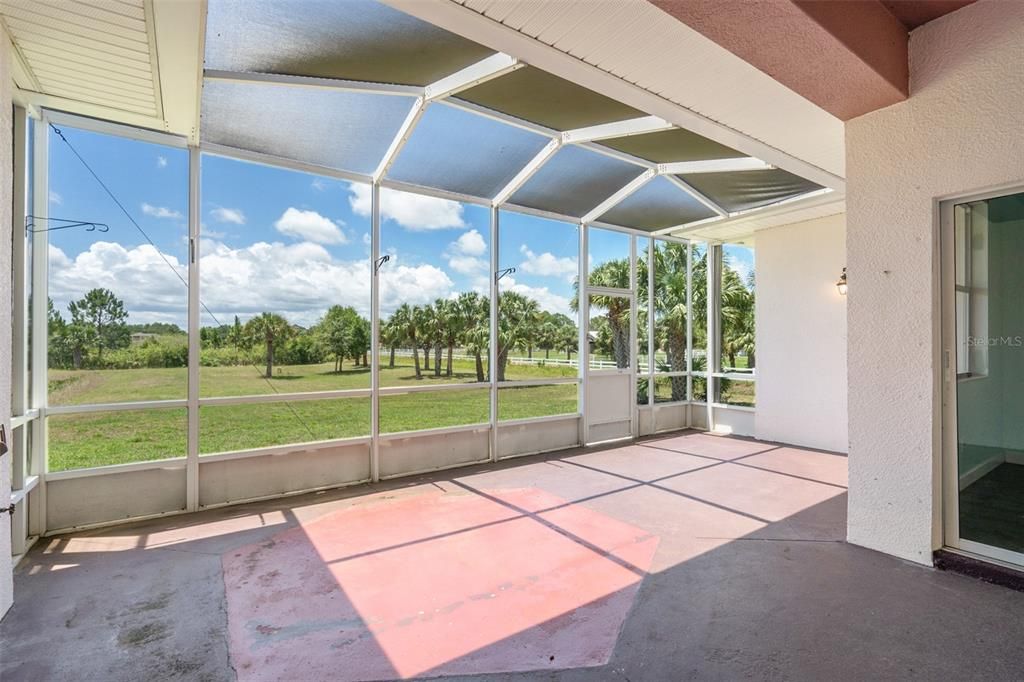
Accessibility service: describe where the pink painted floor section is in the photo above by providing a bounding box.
[222,488,659,681]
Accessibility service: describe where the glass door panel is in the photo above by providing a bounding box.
[949,189,1024,564]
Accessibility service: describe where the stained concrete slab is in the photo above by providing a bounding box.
[3,431,1024,681]
[223,488,657,680]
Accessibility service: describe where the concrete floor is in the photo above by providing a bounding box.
[3,430,1024,680]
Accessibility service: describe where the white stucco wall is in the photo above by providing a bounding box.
[754,213,848,453]
[846,0,1024,565]
[1,42,14,617]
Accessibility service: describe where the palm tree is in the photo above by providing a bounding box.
[537,316,558,360]
[244,312,294,378]
[572,259,631,369]
[720,262,755,370]
[652,242,690,400]
[380,317,403,369]
[391,304,421,379]
[558,322,577,361]
[434,298,464,377]
[497,291,539,381]
[457,292,489,382]
[412,305,433,378]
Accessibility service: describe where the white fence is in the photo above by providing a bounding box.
[386,348,712,372]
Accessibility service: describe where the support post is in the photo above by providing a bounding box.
[11,107,28,492]
[186,146,200,511]
[370,183,382,481]
[629,235,638,439]
[578,224,589,446]
[489,205,499,462]
[706,244,721,431]
[29,114,49,535]
[686,241,694,422]
[647,237,655,408]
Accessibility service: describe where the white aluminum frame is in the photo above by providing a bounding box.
[199,58,818,232]
[186,145,200,511]
[16,101,761,537]
[489,205,500,461]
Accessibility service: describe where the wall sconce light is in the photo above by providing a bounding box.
[836,267,848,296]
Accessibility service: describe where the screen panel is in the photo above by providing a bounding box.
[205,0,494,86]
[510,146,644,218]
[202,80,417,176]
[387,103,551,200]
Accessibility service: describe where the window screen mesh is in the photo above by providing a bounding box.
[599,128,745,164]
[387,103,551,199]
[205,0,494,86]
[201,79,417,176]
[510,146,645,218]
[677,169,823,213]
[598,176,716,231]
[456,67,644,131]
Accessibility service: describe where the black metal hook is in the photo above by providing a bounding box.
[374,254,391,273]
[25,216,110,234]
[496,267,516,282]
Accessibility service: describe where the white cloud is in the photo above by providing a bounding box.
[210,207,246,225]
[49,238,453,327]
[311,178,326,191]
[274,207,347,245]
[362,232,371,246]
[349,183,465,231]
[49,190,62,205]
[518,245,577,281]
[142,203,183,220]
[448,255,487,275]
[445,229,488,275]
[380,264,453,313]
[157,156,168,168]
[453,229,486,256]
[503,276,573,318]
[48,242,187,325]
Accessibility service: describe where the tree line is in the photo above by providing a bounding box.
[46,243,755,394]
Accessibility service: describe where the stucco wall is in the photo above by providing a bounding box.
[846,0,1024,564]
[754,213,848,453]
[1,42,14,617]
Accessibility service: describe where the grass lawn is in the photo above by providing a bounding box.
[47,360,578,471]
[49,357,577,404]
[718,379,755,407]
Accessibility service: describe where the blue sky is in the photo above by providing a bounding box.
[45,124,750,330]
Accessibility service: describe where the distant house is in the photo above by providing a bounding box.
[130,332,157,344]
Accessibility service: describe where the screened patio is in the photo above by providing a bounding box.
[7,0,829,549]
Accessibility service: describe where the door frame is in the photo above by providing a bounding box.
[579,225,638,446]
[940,183,1024,569]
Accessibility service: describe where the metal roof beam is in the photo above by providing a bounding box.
[661,174,728,217]
[492,138,562,206]
[375,53,521,182]
[373,97,427,182]
[658,158,773,175]
[581,168,657,224]
[202,69,424,97]
[424,52,522,101]
[560,115,672,144]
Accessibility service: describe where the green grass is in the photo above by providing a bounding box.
[718,379,755,407]
[48,357,576,404]
[46,360,579,471]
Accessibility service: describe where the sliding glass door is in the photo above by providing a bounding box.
[943,187,1024,566]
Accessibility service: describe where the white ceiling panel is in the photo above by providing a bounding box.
[1,0,161,118]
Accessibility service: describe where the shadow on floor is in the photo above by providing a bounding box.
[3,431,1024,680]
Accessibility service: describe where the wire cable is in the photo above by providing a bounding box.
[48,123,318,440]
